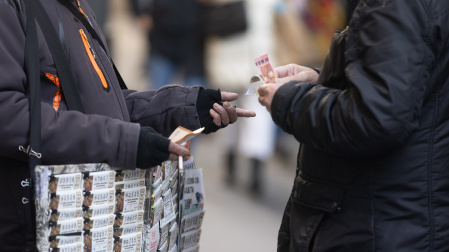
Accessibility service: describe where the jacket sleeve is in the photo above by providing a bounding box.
[0,4,140,168]
[271,0,434,158]
[124,84,203,137]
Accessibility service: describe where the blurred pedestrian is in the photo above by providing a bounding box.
[134,0,206,89]
[258,0,449,251]
[204,0,277,195]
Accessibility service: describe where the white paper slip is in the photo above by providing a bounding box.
[168,222,178,250]
[89,226,114,252]
[49,208,83,222]
[115,179,145,190]
[144,223,160,252]
[50,190,83,210]
[181,211,205,234]
[182,169,205,216]
[83,204,115,219]
[116,169,146,182]
[84,188,115,207]
[49,218,83,236]
[85,171,116,191]
[180,229,201,250]
[50,235,83,249]
[52,242,83,252]
[158,224,169,250]
[115,187,146,213]
[245,75,264,96]
[85,214,115,230]
[115,210,144,227]
[114,222,143,237]
[50,173,83,193]
[116,233,142,252]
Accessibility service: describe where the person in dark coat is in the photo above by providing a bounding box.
[258,0,449,251]
[0,0,254,250]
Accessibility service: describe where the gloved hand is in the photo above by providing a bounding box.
[196,88,256,134]
[136,127,189,168]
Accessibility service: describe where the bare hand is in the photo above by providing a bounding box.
[209,91,256,126]
[275,64,319,84]
[257,83,283,113]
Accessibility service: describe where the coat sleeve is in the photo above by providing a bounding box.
[271,0,434,158]
[0,4,140,168]
[124,84,203,137]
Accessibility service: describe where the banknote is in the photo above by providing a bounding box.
[254,54,277,83]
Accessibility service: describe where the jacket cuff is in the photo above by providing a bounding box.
[186,85,203,129]
[121,122,140,169]
[271,81,298,128]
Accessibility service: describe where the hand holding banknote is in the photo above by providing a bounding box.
[274,64,319,84]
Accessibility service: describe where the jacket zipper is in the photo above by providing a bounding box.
[79,28,109,90]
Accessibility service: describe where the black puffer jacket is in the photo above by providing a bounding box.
[272,0,449,251]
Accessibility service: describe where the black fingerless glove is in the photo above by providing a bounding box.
[136,127,170,168]
[196,88,222,134]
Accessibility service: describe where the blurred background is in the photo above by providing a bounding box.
[92,0,350,250]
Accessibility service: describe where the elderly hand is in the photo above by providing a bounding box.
[274,64,319,84]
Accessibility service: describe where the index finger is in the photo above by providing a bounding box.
[220,91,239,102]
[235,108,256,117]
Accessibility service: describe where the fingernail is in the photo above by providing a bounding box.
[224,102,232,108]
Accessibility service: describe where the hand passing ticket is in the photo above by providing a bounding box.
[246,54,277,96]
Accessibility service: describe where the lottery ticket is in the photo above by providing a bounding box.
[180,211,205,234]
[115,179,145,191]
[83,214,115,230]
[49,235,83,249]
[49,173,83,194]
[158,241,167,252]
[115,169,146,182]
[168,222,178,250]
[181,245,200,252]
[49,208,83,223]
[143,223,160,252]
[113,222,143,237]
[115,187,146,214]
[150,198,163,226]
[168,244,177,252]
[183,158,195,170]
[160,189,176,228]
[82,204,115,219]
[85,226,114,252]
[180,229,201,251]
[84,171,115,191]
[114,210,144,227]
[49,217,83,236]
[245,75,264,96]
[254,54,277,83]
[49,190,83,210]
[158,224,169,250]
[83,188,115,207]
[50,242,83,252]
[114,233,142,252]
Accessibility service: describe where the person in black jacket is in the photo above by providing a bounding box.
[258,0,449,251]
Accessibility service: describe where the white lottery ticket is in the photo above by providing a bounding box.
[89,226,113,252]
[181,211,205,234]
[117,233,142,252]
[86,188,115,207]
[180,229,201,250]
[50,190,83,210]
[52,173,83,193]
[87,171,115,191]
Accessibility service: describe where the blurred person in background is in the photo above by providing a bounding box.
[204,0,278,195]
[133,0,206,89]
[258,0,449,251]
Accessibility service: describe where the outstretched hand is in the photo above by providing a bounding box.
[274,64,319,84]
[209,91,256,127]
